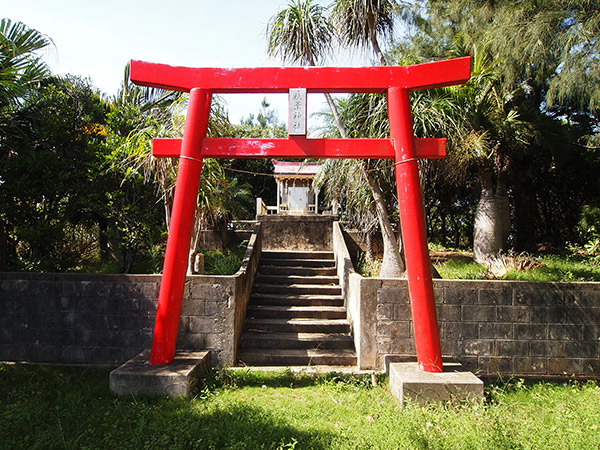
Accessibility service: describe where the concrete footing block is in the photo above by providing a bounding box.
[388,359,484,407]
[110,350,210,397]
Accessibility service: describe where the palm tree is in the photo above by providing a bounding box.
[331,0,399,65]
[328,0,405,276]
[193,158,252,255]
[112,63,249,272]
[114,63,231,230]
[0,19,51,109]
[442,43,529,263]
[267,0,348,136]
[0,18,52,147]
[314,93,406,276]
[110,63,186,232]
[267,0,406,277]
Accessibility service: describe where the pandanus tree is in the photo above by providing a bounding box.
[328,0,407,277]
[267,0,406,277]
[267,0,347,137]
[111,63,186,232]
[319,43,533,263]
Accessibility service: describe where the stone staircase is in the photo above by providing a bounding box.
[237,250,357,367]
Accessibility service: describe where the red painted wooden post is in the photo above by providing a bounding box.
[388,86,443,372]
[150,88,212,365]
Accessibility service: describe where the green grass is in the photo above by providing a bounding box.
[202,241,249,275]
[1,365,600,449]
[427,244,600,282]
[203,249,244,275]
[432,253,600,282]
[434,258,487,280]
[503,254,600,282]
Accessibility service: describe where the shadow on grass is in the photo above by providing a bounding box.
[0,365,335,450]
[216,367,373,390]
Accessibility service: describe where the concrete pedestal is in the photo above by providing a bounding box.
[388,359,483,406]
[110,350,210,397]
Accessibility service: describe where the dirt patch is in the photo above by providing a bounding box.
[430,251,473,263]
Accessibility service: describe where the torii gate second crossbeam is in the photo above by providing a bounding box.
[130,57,471,373]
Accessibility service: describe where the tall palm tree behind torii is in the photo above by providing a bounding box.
[266,0,406,277]
[332,0,396,66]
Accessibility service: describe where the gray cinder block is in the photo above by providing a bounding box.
[110,350,210,397]
[388,359,484,407]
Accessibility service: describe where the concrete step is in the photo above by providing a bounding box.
[243,318,351,334]
[253,283,341,296]
[250,293,344,307]
[261,250,334,260]
[237,348,357,367]
[237,247,355,368]
[256,274,340,285]
[239,331,355,350]
[259,265,337,276]
[246,305,347,319]
[259,258,336,268]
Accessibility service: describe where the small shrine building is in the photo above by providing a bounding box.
[272,160,320,214]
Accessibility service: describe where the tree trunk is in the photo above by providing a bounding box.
[365,170,405,277]
[473,167,502,263]
[324,93,348,139]
[322,68,404,277]
[367,13,386,66]
[495,171,511,251]
[98,219,109,263]
[365,230,373,261]
[440,212,447,247]
[161,178,171,232]
[188,210,202,275]
[0,220,11,270]
[513,177,536,252]
[220,226,229,253]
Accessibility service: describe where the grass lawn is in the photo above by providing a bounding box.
[1,365,599,449]
[431,251,600,282]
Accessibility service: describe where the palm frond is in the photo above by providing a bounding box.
[266,0,334,65]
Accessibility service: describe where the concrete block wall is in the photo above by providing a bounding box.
[0,224,263,367]
[233,223,263,357]
[258,214,335,251]
[0,273,160,365]
[373,280,600,377]
[180,276,236,365]
[334,221,600,377]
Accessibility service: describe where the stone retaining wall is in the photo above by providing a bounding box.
[257,214,335,251]
[3,219,599,378]
[333,222,600,378]
[372,279,600,377]
[0,224,262,367]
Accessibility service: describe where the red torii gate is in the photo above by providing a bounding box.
[130,57,471,373]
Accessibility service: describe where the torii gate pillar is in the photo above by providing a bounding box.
[388,87,442,371]
[148,88,211,365]
[130,57,471,373]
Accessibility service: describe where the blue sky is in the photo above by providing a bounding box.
[4,1,381,125]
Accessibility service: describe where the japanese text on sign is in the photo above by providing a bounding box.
[288,88,307,135]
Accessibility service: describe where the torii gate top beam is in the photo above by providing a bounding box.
[130,57,470,94]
